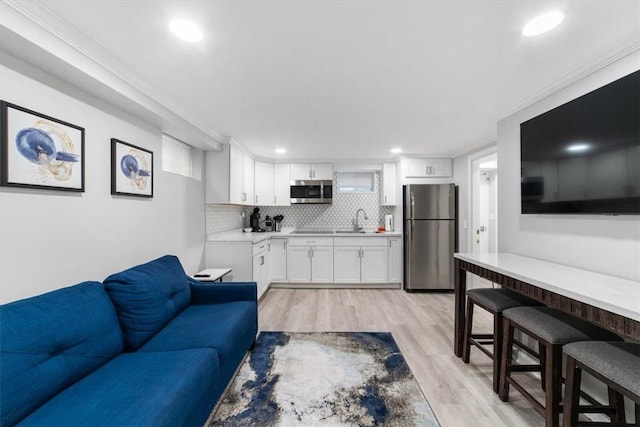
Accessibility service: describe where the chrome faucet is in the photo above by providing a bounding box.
[354,208,368,231]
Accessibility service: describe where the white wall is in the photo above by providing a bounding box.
[497,51,640,281]
[0,59,206,303]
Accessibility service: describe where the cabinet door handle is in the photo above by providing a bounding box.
[310,248,314,258]
[312,169,316,178]
[308,249,311,258]
[274,195,277,204]
[260,255,264,266]
[384,195,387,204]
[268,243,271,252]
[309,170,312,179]
[255,195,258,204]
[284,241,287,250]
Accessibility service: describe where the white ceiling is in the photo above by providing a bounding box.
[5,1,640,160]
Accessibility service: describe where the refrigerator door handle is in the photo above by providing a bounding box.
[406,219,413,288]
[410,192,415,218]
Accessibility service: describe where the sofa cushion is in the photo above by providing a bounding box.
[0,282,123,426]
[18,348,221,427]
[140,301,257,368]
[104,255,191,350]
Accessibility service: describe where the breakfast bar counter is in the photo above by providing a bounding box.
[453,252,640,357]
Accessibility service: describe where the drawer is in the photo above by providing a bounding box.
[252,241,269,256]
[333,236,388,247]
[287,237,334,247]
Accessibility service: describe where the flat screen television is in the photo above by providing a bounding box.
[520,70,639,215]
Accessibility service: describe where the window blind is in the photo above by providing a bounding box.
[337,172,375,193]
[162,134,193,178]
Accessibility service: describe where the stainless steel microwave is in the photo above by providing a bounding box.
[290,180,333,204]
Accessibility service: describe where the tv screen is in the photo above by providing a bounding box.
[520,70,640,215]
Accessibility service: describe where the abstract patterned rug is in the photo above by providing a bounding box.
[210,332,440,426]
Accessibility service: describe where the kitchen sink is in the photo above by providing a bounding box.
[334,230,366,234]
[289,230,335,234]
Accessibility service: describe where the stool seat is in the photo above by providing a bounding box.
[500,306,622,426]
[564,341,640,400]
[502,306,621,345]
[467,288,541,312]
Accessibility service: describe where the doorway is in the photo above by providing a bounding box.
[469,150,498,288]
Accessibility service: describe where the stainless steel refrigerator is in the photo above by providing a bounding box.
[403,184,457,291]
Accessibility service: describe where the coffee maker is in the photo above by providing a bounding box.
[249,208,263,232]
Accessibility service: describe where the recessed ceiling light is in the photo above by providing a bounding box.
[275,148,287,154]
[169,19,203,42]
[522,11,564,37]
[390,148,402,154]
[566,143,590,153]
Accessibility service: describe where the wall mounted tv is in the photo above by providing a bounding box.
[520,70,639,215]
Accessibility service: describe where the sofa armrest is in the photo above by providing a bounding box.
[188,279,257,305]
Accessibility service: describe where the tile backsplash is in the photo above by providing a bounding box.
[206,172,396,233]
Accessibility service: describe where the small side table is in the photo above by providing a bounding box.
[192,268,232,283]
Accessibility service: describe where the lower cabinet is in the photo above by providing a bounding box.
[286,237,334,283]
[252,243,269,298]
[334,237,388,284]
[205,240,271,299]
[388,236,402,283]
[269,238,287,281]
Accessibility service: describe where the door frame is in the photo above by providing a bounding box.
[466,146,498,256]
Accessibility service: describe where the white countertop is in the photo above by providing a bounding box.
[454,252,640,322]
[208,228,402,243]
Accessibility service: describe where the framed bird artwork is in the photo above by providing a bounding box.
[1,101,85,192]
[110,138,153,198]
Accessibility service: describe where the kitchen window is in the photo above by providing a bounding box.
[337,172,375,193]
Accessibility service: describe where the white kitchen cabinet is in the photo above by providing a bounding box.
[333,247,361,283]
[404,158,453,178]
[254,161,274,206]
[290,163,333,180]
[206,240,270,298]
[274,163,291,206]
[206,141,255,205]
[381,163,397,206]
[286,237,334,283]
[286,246,312,282]
[388,237,402,283]
[268,238,287,281]
[252,242,269,299]
[333,237,388,283]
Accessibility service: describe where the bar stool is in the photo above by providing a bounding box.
[499,306,622,427]
[563,341,640,426]
[462,287,542,393]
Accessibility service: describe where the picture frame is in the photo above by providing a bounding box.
[1,101,85,192]
[111,138,153,198]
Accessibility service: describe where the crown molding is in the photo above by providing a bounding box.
[498,36,640,121]
[1,0,224,150]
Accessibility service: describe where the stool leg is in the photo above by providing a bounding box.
[562,354,580,427]
[462,298,474,364]
[545,344,562,427]
[607,386,626,424]
[540,343,547,391]
[499,317,514,402]
[635,403,640,426]
[493,312,503,394]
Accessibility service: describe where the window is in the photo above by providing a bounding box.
[337,172,375,193]
[162,134,193,177]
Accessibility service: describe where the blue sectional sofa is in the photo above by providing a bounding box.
[0,255,258,426]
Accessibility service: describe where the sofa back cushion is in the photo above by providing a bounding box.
[0,281,123,426]
[104,255,191,350]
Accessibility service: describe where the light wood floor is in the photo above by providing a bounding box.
[258,288,543,427]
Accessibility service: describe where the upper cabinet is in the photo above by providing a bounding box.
[403,158,453,178]
[290,163,333,181]
[206,141,254,205]
[254,161,274,206]
[381,163,397,206]
[273,164,291,206]
[254,162,291,206]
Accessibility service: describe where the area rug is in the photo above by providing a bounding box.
[210,331,440,426]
